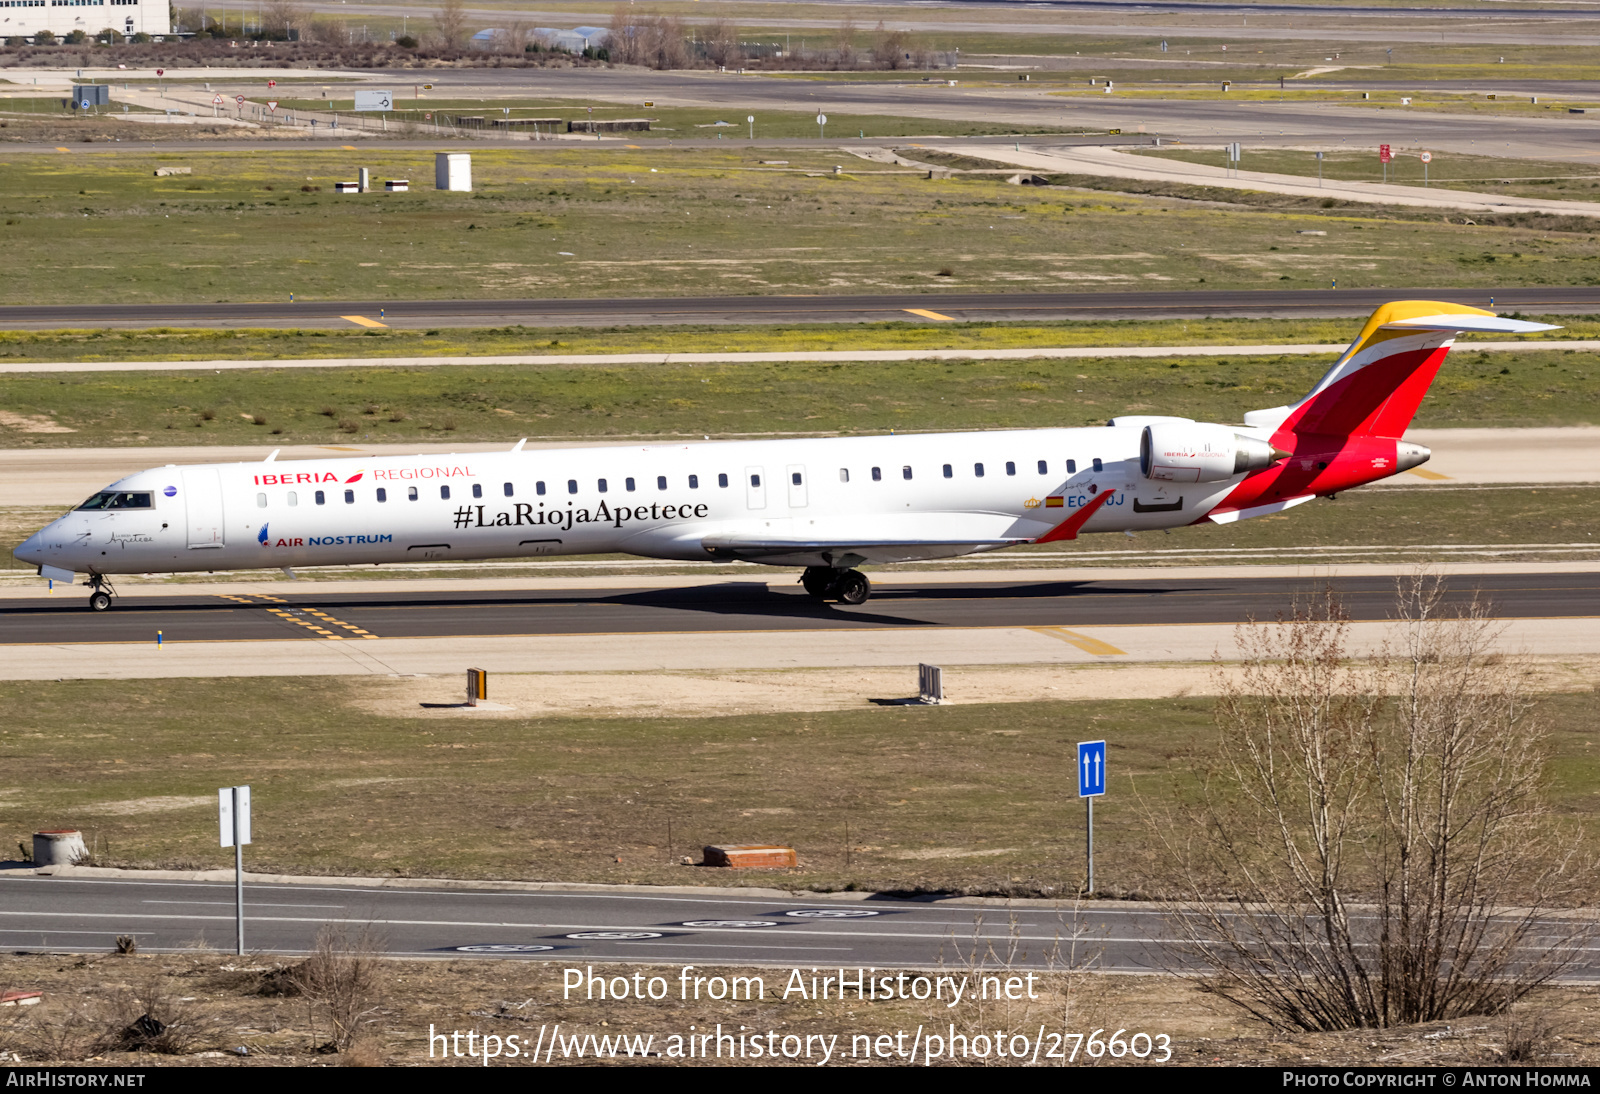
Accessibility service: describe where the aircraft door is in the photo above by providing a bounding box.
[744,467,766,510]
[181,468,226,548]
[786,465,808,508]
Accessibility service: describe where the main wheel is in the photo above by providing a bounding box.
[89,591,112,612]
[800,567,833,598]
[834,570,871,605]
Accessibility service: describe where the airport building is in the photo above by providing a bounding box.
[1,0,170,42]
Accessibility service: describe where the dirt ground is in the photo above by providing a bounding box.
[1,952,1595,1068]
[358,658,1600,721]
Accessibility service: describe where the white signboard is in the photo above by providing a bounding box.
[354,89,394,112]
[219,785,252,847]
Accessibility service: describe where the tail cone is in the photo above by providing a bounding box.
[1396,442,1431,472]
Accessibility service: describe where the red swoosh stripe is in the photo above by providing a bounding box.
[1033,490,1114,543]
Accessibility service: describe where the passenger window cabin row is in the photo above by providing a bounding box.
[252,458,1107,508]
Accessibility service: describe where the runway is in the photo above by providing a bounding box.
[1,285,1595,331]
[3,571,1592,645]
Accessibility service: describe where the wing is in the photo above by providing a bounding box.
[699,496,1115,566]
[701,533,1029,567]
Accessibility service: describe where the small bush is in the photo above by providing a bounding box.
[1500,1006,1556,1062]
[395,34,417,49]
[388,409,406,422]
[319,406,337,417]
[936,267,954,277]
[251,414,267,425]
[291,924,385,1053]
[199,408,215,421]
[105,977,214,1055]
[337,419,358,433]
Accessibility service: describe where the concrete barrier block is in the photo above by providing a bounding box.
[702,844,797,868]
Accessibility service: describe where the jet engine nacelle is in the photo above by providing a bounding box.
[1140,422,1281,483]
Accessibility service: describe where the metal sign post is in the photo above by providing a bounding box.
[816,113,827,139]
[219,785,252,955]
[1077,740,1106,894]
[1316,150,1324,187]
[1420,150,1432,187]
[1379,143,1392,183]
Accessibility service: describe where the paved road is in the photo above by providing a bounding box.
[6,872,1595,977]
[0,285,1593,331]
[3,572,1592,645]
[0,873,1137,968]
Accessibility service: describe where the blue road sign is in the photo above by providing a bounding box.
[1077,740,1106,797]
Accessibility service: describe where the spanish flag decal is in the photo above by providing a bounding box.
[1045,496,1065,508]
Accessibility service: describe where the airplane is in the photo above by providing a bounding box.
[13,300,1556,612]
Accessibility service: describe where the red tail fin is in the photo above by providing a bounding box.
[1243,301,1558,442]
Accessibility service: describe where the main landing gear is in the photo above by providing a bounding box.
[87,574,116,612]
[800,566,872,605]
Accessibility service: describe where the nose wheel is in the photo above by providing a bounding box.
[799,567,872,605]
[87,576,116,612]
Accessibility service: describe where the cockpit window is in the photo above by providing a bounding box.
[77,491,154,510]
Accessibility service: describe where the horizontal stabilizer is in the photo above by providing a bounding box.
[1378,314,1560,335]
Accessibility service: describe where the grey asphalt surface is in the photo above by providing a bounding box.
[0,873,1134,968]
[0,285,1592,331]
[5,572,1593,644]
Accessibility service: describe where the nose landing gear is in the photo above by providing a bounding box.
[87,575,116,612]
[800,566,872,605]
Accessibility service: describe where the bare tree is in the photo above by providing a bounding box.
[431,0,470,50]
[261,0,304,39]
[703,17,740,68]
[1160,576,1591,1030]
[870,20,911,70]
[831,18,857,68]
[606,6,688,68]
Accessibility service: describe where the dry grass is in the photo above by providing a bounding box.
[0,952,1595,1066]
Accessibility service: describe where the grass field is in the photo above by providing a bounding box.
[4,147,1600,305]
[0,345,1592,450]
[3,681,1595,898]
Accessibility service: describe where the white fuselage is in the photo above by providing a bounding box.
[16,427,1248,578]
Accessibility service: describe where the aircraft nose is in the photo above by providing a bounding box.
[13,531,43,567]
